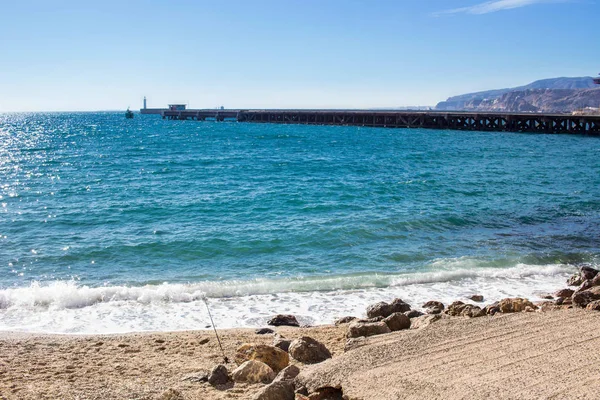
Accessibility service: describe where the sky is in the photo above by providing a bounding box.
[0,0,597,111]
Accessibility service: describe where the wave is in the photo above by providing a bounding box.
[0,261,575,311]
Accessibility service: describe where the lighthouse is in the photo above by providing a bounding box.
[143,96,147,109]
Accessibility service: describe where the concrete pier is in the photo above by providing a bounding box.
[159,109,600,135]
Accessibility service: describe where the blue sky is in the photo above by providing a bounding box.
[0,0,597,111]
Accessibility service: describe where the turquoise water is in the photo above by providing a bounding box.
[1,112,599,332]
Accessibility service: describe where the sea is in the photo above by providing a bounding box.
[1,112,599,334]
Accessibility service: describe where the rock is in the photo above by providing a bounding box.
[410,314,443,329]
[469,295,484,302]
[383,312,411,331]
[289,336,332,364]
[356,316,384,323]
[554,288,575,298]
[235,344,289,373]
[334,316,357,325]
[484,303,500,315]
[539,293,554,300]
[592,274,600,287]
[268,314,299,327]
[445,301,485,318]
[366,298,411,319]
[198,338,210,345]
[232,360,275,384]
[580,266,599,281]
[572,286,600,308]
[422,301,445,314]
[252,381,295,400]
[346,321,391,338]
[274,365,300,382]
[405,310,424,319]
[181,370,209,382]
[256,328,275,335]
[567,274,584,287]
[273,336,292,352]
[586,300,600,311]
[306,387,345,400]
[208,364,230,386]
[158,388,184,400]
[497,298,537,313]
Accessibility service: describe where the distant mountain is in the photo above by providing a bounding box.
[436,77,598,112]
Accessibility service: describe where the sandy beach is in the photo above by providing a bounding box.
[2,306,600,400]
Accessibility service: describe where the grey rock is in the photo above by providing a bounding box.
[366,298,411,319]
[267,314,299,327]
[274,365,300,382]
[581,266,599,281]
[572,286,600,308]
[289,336,332,364]
[252,381,295,400]
[346,321,391,338]
[273,336,292,352]
[208,364,230,386]
[256,328,275,335]
[383,312,411,331]
[554,288,575,298]
[405,310,425,319]
[469,295,484,302]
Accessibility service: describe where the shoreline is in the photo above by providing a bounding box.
[1,266,600,400]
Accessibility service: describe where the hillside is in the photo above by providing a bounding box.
[436,77,599,112]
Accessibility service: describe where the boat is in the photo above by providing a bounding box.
[125,108,134,119]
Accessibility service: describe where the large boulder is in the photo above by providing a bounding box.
[289,336,332,364]
[267,314,299,327]
[235,344,289,373]
[445,301,485,318]
[592,274,600,287]
[208,364,230,386]
[231,360,275,384]
[383,312,411,331]
[366,298,411,319]
[572,286,600,308]
[346,321,391,338]
[251,381,295,400]
[422,301,444,314]
[497,298,537,313]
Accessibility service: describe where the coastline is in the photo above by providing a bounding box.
[2,267,600,400]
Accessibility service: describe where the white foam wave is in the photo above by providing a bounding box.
[0,262,576,334]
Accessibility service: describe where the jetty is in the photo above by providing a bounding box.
[157,109,600,135]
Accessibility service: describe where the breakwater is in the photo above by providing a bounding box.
[161,109,600,135]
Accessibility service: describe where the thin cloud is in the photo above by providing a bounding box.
[436,0,566,15]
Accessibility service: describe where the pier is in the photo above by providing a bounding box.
[159,109,600,135]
